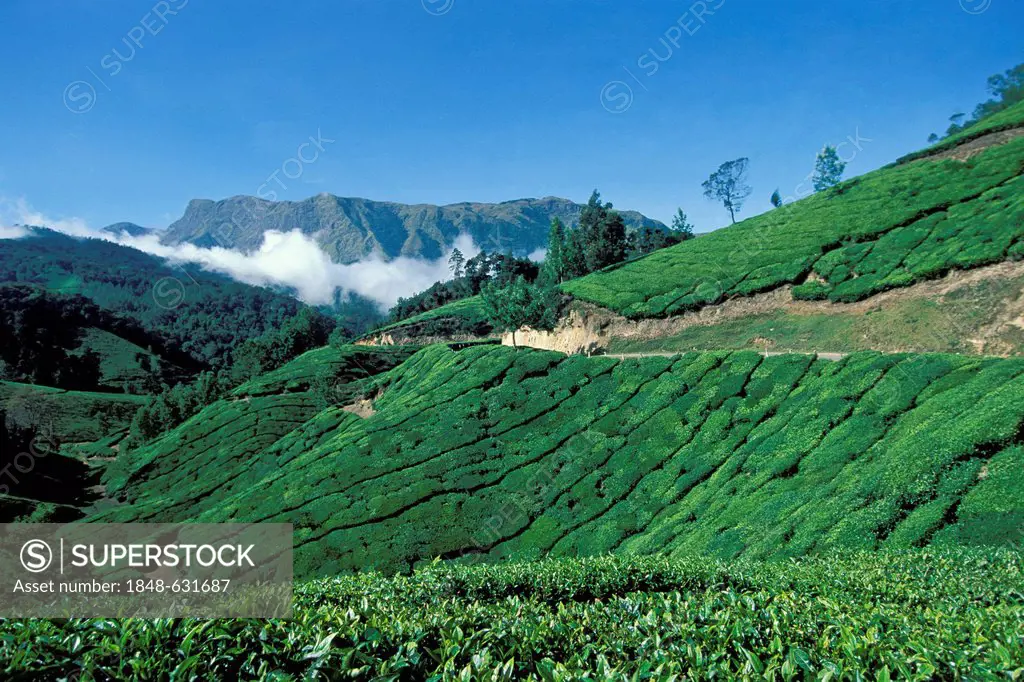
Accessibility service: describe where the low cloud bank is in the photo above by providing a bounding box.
[0,225,28,239]
[0,198,478,309]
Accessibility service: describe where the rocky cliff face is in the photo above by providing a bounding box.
[161,194,666,263]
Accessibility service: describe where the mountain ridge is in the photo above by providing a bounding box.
[159,193,667,263]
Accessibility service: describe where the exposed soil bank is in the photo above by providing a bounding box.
[503,260,1024,356]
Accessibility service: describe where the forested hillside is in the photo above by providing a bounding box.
[0,229,312,368]
[0,285,197,392]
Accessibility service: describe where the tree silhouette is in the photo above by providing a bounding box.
[702,158,752,224]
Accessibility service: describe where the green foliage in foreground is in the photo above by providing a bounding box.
[92,345,1024,576]
[563,121,1024,319]
[2,551,1021,679]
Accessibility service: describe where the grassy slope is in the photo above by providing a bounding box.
[4,551,1021,678]
[90,344,1024,576]
[0,381,146,442]
[563,126,1024,318]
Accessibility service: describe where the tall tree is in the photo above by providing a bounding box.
[702,158,752,224]
[812,145,847,192]
[589,210,628,271]
[562,228,589,280]
[540,218,567,285]
[770,189,783,208]
[579,190,628,272]
[448,248,465,279]
[480,276,559,348]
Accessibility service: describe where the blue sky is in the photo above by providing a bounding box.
[0,0,1021,233]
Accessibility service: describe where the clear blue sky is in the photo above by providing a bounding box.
[0,0,1021,234]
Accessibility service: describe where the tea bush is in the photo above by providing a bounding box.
[2,551,1021,680]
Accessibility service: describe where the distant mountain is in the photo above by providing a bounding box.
[160,194,668,263]
[102,222,153,238]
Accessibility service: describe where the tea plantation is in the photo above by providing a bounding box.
[372,104,1024,344]
[98,344,420,501]
[90,343,1024,577]
[2,551,1021,679]
[6,95,1023,681]
[563,121,1024,317]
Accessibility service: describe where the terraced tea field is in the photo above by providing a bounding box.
[564,125,1024,318]
[92,344,1024,577]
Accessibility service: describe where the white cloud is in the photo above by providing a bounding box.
[0,225,28,239]
[1,197,92,237]
[527,247,547,262]
[0,198,480,309]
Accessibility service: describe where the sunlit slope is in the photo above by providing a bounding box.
[92,344,1024,575]
[563,118,1024,318]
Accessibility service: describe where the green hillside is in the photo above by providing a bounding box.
[563,120,1024,317]
[89,344,1024,576]
[4,550,1021,678]
[366,295,491,341]
[0,284,197,392]
[565,109,1019,319]
[0,229,311,367]
[367,106,1024,349]
[98,344,420,499]
[75,328,183,390]
[0,381,146,442]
